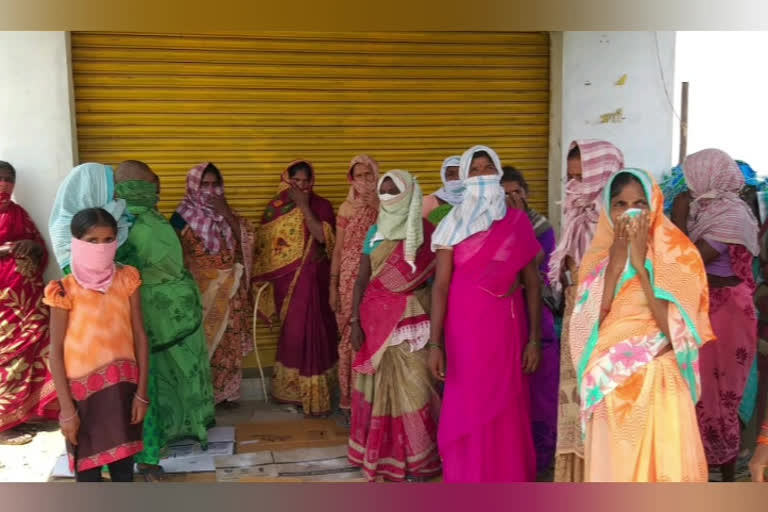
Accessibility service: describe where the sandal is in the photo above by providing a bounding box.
[137,464,168,483]
[0,430,34,446]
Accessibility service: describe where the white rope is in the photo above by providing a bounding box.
[251,282,270,402]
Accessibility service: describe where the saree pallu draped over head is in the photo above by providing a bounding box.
[0,200,58,431]
[48,163,131,271]
[336,154,381,327]
[336,155,380,410]
[569,168,715,439]
[548,140,624,294]
[252,160,336,322]
[252,160,338,415]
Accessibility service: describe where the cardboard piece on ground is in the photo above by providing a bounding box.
[214,445,363,483]
[236,419,348,453]
[51,454,73,479]
[49,427,236,478]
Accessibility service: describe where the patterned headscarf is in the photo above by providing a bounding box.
[371,170,424,272]
[433,155,464,206]
[48,162,130,270]
[430,145,507,251]
[174,162,235,255]
[548,140,624,292]
[682,149,759,256]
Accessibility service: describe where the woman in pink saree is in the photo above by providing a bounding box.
[672,148,759,481]
[429,146,542,482]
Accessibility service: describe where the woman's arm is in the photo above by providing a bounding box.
[129,292,150,424]
[671,191,692,234]
[521,260,542,374]
[300,203,326,243]
[49,307,78,445]
[349,254,372,351]
[695,239,721,266]
[428,249,453,381]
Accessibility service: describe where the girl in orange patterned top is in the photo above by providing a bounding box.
[45,208,149,482]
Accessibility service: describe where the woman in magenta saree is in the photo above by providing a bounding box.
[253,160,338,416]
[0,161,57,445]
[429,146,542,482]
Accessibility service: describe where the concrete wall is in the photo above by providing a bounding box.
[554,31,676,177]
[546,31,676,230]
[0,32,78,281]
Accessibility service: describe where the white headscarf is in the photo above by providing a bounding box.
[431,145,507,251]
[48,163,130,270]
[433,155,464,206]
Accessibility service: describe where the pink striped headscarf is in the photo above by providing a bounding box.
[683,148,759,256]
[548,140,624,293]
[175,162,235,255]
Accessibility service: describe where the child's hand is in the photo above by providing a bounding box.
[60,412,80,446]
[131,395,149,425]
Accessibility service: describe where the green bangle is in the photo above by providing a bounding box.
[427,343,443,350]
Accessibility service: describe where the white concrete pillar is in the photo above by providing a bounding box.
[0,31,78,281]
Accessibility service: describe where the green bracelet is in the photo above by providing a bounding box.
[427,343,443,350]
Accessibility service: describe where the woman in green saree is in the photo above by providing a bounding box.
[113,160,215,481]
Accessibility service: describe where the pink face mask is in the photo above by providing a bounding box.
[70,237,118,293]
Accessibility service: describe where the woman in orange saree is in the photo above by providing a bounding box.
[0,161,57,445]
[329,155,379,420]
[570,168,714,482]
[253,160,338,416]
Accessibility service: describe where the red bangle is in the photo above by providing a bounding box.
[757,435,768,447]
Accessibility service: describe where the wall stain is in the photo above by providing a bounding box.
[599,108,625,124]
[615,74,627,86]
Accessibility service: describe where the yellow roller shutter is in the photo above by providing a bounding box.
[71,31,550,369]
